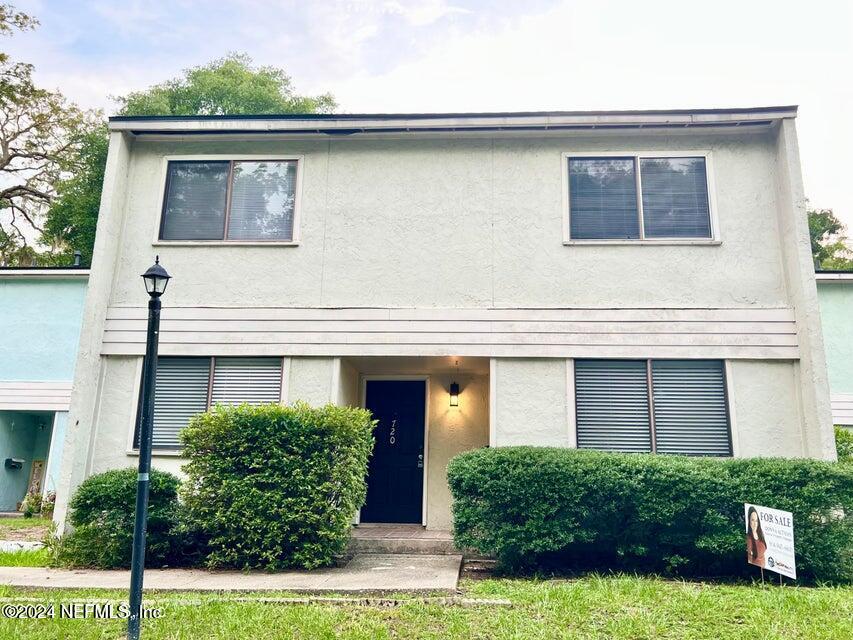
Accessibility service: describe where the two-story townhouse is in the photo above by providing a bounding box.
[54,106,836,531]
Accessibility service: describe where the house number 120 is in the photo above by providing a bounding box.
[389,419,397,445]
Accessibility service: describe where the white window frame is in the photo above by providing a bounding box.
[153,154,304,247]
[561,150,721,245]
[127,355,288,455]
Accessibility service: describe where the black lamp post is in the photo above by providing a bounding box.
[128,256,171,640]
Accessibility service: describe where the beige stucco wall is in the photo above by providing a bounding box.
[107,133,789,310]
[728,360,805,457]
[287,357,336,405]
[492,358,571,447]
[338,359,360,408]
[426,373,489,530]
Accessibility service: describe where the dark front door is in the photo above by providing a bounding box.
[361,379,426,524]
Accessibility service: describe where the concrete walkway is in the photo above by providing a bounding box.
[0,554,462,593]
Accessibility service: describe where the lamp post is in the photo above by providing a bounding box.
[128,256,171,640]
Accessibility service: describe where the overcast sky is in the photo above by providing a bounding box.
[6,0,852,227]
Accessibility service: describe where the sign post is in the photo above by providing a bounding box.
[745,503,796,581]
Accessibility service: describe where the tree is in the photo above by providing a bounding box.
[808,206,853,271]
[39,126,108,265]
[42,53,336,263]
[116,53,336,116]
[0,3,90,265]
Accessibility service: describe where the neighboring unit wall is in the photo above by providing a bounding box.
[0,278,87,382]
[0,412,51,511]
[816,279,853,425]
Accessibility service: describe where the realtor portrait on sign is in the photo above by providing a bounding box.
[745,505,767,568]
[744,504,797,579]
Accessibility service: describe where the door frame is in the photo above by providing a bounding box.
[359,375,430,526]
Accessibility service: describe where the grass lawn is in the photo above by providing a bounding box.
[0,548,51,567]
[0,576,851,639]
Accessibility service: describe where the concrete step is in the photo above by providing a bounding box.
[348,536,459,555]
[348,525,459,555]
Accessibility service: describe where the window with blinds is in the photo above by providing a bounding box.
[575,360,651,452]
[159,160,298,242]
[210,357,283,406]
[575,359,731,456]
[135,356,284,450]
[567,155,712,240]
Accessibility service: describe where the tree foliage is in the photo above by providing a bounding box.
[0,3,91,265]
[41,53,336,264]
[40,125,108,266]
[809,206,853,271]
[116,53,336,116]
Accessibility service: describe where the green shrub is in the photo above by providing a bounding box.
[447,447,853,583]
[20,492,42,518]
[55,468,183,569]
[837,426,853,463]
[180,402,375,570]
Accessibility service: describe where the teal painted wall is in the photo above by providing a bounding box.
[0,277,87,381]
[817,282,853,394]
[0,411,51,511]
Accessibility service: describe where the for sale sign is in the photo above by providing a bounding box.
[744,503,796,579]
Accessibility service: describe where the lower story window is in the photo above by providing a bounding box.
[134,356,284,450]
[574,359,731,456]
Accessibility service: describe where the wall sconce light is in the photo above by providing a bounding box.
[449,359,460,407]
[449,382,459,407]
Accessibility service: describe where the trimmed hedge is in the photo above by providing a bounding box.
[837,426,853,463]
[447,447,853,583]
[56,468,183,568]
[180,402,375,570]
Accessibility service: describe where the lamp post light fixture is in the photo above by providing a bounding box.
[128,256,171,640]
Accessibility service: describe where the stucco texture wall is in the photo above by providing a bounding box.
[817,283,853,394]
[426,373,489,530]
[107,134,787,310]
[728,360,805,457]
[87,356,184,478]
[287,357,336,405]
[492,358,571,447]
[0,278,87,381]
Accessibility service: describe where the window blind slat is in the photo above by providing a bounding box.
[575,359,652,452]
[211,357,283,405]
[640,157,711,238]
[149,357,210,449]
[160,162,229,240]
[226,161,296,240]
[569,158,640,240]
[651,360,731,456]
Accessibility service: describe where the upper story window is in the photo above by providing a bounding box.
[159,160,298,242]
[566,155,713,241]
